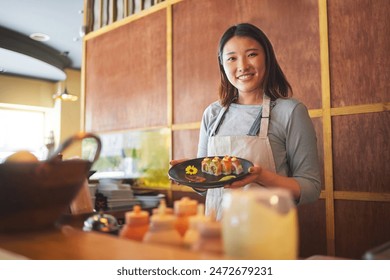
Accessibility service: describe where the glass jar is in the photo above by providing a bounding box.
[222,188,298,259]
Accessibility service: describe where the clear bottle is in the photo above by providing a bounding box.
[143,200,182,246]
[174,196,198,237]
[119,205,149,241]
[183,204,208,248]
[192,211,224,255]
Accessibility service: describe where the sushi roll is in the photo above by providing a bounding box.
[210,156,222,176]
[221,155,232,175]
[201,157,211,174]
[231,156,244,175]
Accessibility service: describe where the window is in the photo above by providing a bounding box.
[0,104,55,162]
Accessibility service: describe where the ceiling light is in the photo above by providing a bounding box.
[53,83,78,102]
[29,32,50,42]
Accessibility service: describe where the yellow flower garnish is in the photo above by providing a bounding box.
[185,165,198,175]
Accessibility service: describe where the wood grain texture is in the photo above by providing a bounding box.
[172,0,321,125]
[85,10,167,132]
[334,200,390,259]
[332,112,390,192]
[172,129,199,160]
[0,227,225,260]
[328,0,390,107]
[297,199,327,258]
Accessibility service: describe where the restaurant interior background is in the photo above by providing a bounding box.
[0,0,389,260]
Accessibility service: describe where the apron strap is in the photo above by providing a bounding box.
[247,94,271,137]
[210,106,228,136]
[259,94,271,138]
[211,94,271,137]
[247,106,263,136]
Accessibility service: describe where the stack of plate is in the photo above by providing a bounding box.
[95,179,140,210]
[88,184,98,207]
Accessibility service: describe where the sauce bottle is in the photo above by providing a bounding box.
[183,204,208,248]
[119,205,149,241]
[143,200,182,246]
[174,196,198,237]
[192,210,224,255]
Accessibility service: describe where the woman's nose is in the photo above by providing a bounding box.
[237,57,249,72]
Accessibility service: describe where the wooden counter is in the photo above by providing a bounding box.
[0,225,225,260]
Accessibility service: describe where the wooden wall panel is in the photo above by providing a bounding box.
[172,0,321,125]
[172,129,199,160]
[332,112,390,192]
[334,200,390,259]
[328,0,390,107]
[297,200,327,258]
[85,10,167,132]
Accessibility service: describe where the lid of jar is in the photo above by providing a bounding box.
[83,211,119,234]
[174,197,198,215]
[125,205,149,225]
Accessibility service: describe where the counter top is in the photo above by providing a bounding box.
[0,226,225,260]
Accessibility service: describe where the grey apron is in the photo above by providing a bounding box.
[206,94,276,220]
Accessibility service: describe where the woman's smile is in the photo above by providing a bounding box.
[237,73,255,81]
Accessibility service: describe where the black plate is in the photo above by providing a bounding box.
[168,156,254,189]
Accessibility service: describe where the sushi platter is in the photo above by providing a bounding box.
[168,156,253,188]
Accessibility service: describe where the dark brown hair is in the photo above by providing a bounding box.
[218,23,293,106]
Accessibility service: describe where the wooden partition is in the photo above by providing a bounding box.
[83,0,390,259]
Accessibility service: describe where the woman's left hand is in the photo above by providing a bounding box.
[225,166,262,189]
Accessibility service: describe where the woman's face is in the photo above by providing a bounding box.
[221,36,266,97]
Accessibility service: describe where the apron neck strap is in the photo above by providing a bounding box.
[211,93,271,137]
[210,106,228,136]
[259,94,271,138]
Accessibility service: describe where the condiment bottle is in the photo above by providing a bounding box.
[174,196,198,237]
[192,211,224,254]
[143,200,182,246]
[183,204,208,248]
[152,205,173,215]
[119,205,149,241]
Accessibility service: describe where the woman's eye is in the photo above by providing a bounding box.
[226,57,235,62]
[248,52,258,57]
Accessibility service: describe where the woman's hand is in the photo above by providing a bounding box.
[226,165,302,201]
[225,166,263,189]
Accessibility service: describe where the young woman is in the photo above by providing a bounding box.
[172,23,321,220]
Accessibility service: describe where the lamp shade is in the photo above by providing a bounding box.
[53,86,78,101]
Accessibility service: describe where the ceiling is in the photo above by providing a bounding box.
[0,0,84,81]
